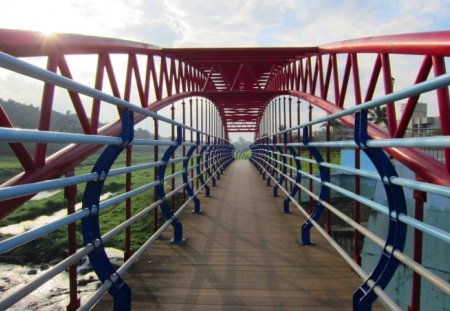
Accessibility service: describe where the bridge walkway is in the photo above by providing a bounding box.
[95,160,382,310]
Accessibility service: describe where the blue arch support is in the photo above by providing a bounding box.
[273,135,287,197]
[81,109,133,311]
[352,111,407,311]
[197,138,210,197]
[183,132,201,213]
[300,126,330,245]
[283,132,301,214]
[156,125,186,244]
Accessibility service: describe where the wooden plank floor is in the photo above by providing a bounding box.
[95,160,381,310]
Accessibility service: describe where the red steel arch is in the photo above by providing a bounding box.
[0,29,449,218]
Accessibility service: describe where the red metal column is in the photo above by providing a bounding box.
[283,97,288,189]
[289,97,293,192]
[124,145,132,261]
[200,99,204,183]
[297,99,302,203]
[171,103,176,212]
[325,120,332,234]
[351,53,363,265]
[182,100,186,201]
[153,118,159,231]
[65,169,80,311]
[432,56,450,173]
[381,53,397,137]
[308,102,313,213]
[408,181,426,311]
[195,98,199,190]
[35,55,59,167]
[190,98,194,190]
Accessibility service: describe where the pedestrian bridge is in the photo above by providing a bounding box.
[0,30,449,310]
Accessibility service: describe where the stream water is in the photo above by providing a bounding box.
[0,192,117,309]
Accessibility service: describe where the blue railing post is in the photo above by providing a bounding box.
[81,108,133,311]
[273,135,287,197]
[156,125,186,244]
[260,141,267,180]
[300,126,330,245]
[352,110,407,311]
[267,137,276,186]
[183,132,202,213]
[206,137,217,186]
[197,136,210,197]
[283,132,301,214]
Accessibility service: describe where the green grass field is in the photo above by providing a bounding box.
[0,149,186,263]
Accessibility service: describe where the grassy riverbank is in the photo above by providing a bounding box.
[0,150,185,264]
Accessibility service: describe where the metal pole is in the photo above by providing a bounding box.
[153,118,159,231]
[182,100,186,202]
[124,145,132,261]
[297,98,302,203]
[196,98,200,190]
[283,97,288,189]
[351,53,362,265]
[409,182,426,311]
[326,121,332,234]
[288,97,293,191]
[190,98,194,190]
[65,169,80,311]
[171,103,175,212]
[308,102,313,213]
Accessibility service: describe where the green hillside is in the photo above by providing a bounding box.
[0,98,155,157]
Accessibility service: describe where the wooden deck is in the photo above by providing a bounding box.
[95,160,378,310]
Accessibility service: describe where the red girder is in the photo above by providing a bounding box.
[1,29,450,219]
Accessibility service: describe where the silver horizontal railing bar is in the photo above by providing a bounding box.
[164,169,185,181]
[102,197,165,244]
[0,127,199,148]
[366,136,450,148]
[254,154,450,297]
[168,156,189,164]
[0,243,96,309]
[0,127,122,145]
[286,136,450,149]
[99,180,161,210]
[108,161,165,177]
[0,172,98,200]
[131,138,178,146]
[0,208,89,254]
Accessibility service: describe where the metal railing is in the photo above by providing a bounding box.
[0,51,234,310]
[250,73,450,311]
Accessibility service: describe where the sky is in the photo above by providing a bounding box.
[0,0,449,141]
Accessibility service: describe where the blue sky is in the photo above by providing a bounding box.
[1,0,449,141]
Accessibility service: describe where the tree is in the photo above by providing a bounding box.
[368,106,387,126]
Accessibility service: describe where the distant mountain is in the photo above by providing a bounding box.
[0,98,155,156]
[0,98,84,133]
